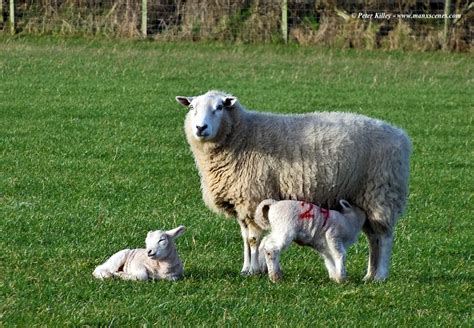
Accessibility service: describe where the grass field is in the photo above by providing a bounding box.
[1,36,473,326]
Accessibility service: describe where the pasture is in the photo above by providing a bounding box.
[1,36,472,326]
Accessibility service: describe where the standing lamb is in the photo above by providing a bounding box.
[255,199,367,283]
[175,90,411,281]
[93,226,185,281]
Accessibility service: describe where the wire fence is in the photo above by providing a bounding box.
[1,0,472,51]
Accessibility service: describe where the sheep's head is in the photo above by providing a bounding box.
[176,90,237,142]
[145,225,186,260]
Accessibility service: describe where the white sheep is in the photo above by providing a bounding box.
[93,226,185,281]
[176,90,411,281]
[255,199,366,283]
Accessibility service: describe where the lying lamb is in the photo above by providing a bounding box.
[255,199,366,283]
[93,225,185,281]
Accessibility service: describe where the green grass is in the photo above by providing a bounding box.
[1,36,473,326]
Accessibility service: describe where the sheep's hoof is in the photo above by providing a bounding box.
[332,276,347,284]
[362,272,375,282]
[363,272,388,282]
[269,272,283,283]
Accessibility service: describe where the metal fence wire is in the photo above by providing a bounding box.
[1,0,472,51]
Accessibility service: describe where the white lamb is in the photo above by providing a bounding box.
[176,90,411,281]
[93,226,185,281]
[255,199,366,283]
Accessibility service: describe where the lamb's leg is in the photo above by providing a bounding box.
[93,249,131,279]
[113,266,148,281]
[262,234,290,283]
[326,240,347,283]
[248,222,263,275]
[238,219,251,275]
[320,251,337,281]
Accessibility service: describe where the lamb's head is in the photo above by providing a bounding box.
[339,200,367,224]
[176,90,237,142]
[145,225,186,260]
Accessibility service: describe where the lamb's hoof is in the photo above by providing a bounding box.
[240,269,251,276]
[93,268,112,280]
[269,272,283,283]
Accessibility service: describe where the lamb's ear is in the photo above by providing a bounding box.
[176,96,193,107]
[223,96,237,108]
[339,200,352,210]
[166,225,186,239]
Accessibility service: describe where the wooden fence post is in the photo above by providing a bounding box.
[141,0,147,37]
[9,0,15,34]
[443,0,451,50]
[281,0,288,43]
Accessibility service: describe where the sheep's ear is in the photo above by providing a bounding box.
[147,231,153,236]
[166,225,186,239]
[176,96,193,107]
[223,96,237,108]
[339,200,352,210]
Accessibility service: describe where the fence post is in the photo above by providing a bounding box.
[281,0,288,43]
[141,0,147,37]
[443,0,451,49]
[9,0,15,34]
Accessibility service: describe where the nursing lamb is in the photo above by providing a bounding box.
[176,90,411,281]
[255,199,366,282]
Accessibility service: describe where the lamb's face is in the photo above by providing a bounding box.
[176,92,236,142]
[145,226,186,260]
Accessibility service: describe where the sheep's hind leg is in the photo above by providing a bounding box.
[363,222,394,282]
[238,219,251,275]
[93,249,130,279]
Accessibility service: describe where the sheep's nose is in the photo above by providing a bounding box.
[196,124,208,135]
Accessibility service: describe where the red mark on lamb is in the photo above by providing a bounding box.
[299,201,315,220]
[320,207,330,228]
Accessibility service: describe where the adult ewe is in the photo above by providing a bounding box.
[176,90,411,281]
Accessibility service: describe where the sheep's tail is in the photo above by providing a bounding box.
[254,199,277,230]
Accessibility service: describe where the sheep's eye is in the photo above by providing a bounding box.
[215,104,223,111]
[189,105,194,111]
[159,238,167,243]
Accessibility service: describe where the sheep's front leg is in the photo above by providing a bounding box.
[238,219,251,275]
[248,222,264,275]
